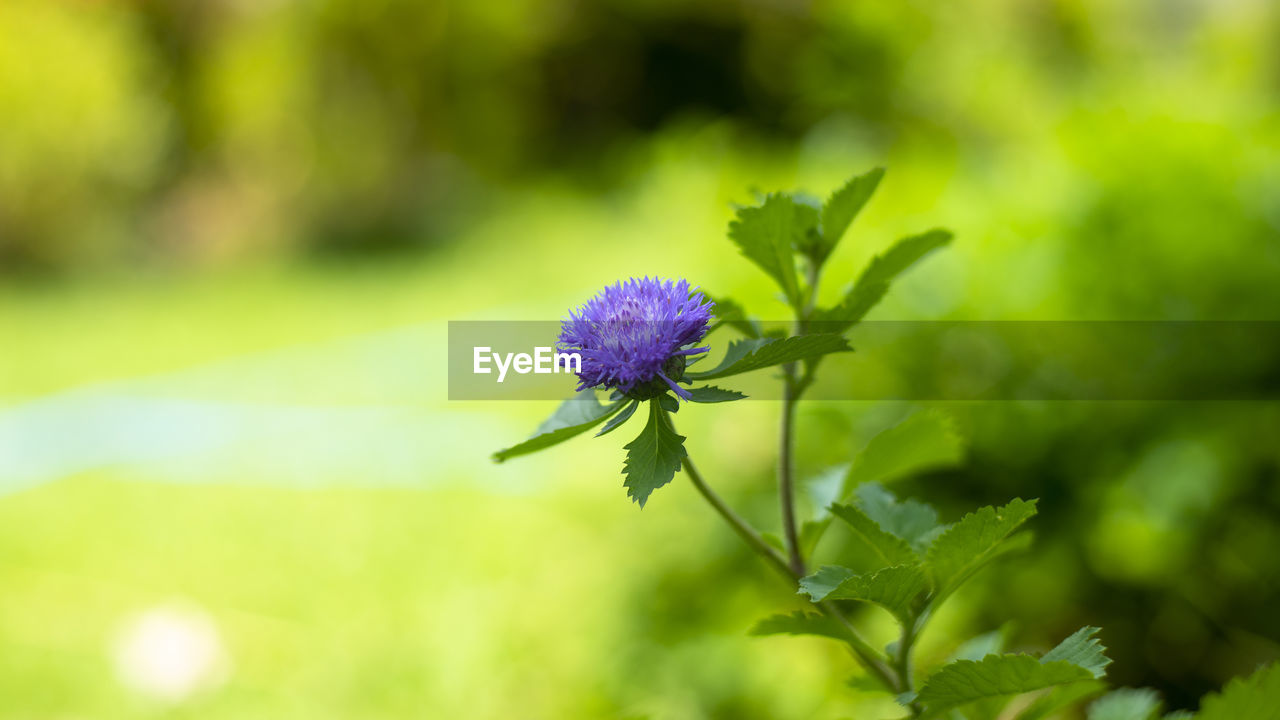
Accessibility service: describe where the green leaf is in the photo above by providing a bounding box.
[803,412,964,553]
[856,484,944,554]
[812,279,889,331]
[707,296,763,339]
[686,333,852,381]
[858,228,954,289]
[1016,681,1108,720]
[657,394,679,413]
[828,503,918,567]
[845,411,966,489]
[728,193,803,307]
[1197,661,1280,720]
[815,228,953,330]
[493,393,624,462]
[621,400,687,508]
[686,386,748,403]
[1088,688,1162,720]
[819,167,884,263]
[799,564,927,624]
[749,611,845,642]
[925,498,1038,598]
[595,399,640,437]
[797,565,854,601]
[918,628,1110,718]
[1042,627,1111,679]
[916,655,1095,715]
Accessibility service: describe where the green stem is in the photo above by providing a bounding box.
[777,259,824,576]
[817,599,902,693]
[896,609,933,717]
[778,381,805,577]
[803,261,822,318]
[679,455,899,693]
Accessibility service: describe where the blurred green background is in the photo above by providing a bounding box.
[2,0,1279,717]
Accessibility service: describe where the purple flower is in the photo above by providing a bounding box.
[558,277,714,401]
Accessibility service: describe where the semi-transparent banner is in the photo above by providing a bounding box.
[448,321,1280,401]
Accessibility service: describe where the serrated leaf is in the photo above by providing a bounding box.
[1198,662,1280,720]
[828,503,918,567]
[728,193,803,307]
[925,498,1038,598]
[686,333,852,381]
[595,399,640,437]
[1088,688,1162,720]
[493,393,624,462]
[799,564,926,624]
[1042,627,1111,680]
[686,386,747,403]
[916,655,1095,715]
[819,168,884,263]
[797,565,855,601]
[706,295,763,338]
[815,228,953,330]
[749,611,845,641]
[621,400,686,508]
[856,484,943,554]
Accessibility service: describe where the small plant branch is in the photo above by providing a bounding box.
[680,454,899,693]
[682,455,793,581]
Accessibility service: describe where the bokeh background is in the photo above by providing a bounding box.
[2,0,1280,717]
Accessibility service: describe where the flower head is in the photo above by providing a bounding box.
[558,277,714,400]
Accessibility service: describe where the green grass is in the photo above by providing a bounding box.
[0,472,900,720]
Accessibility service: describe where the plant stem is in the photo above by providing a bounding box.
[777,259,824,577]
[803,261,822,318]
[896,618,921,716]
[817,599,901,693]
[680,455,899,693]
[778,380,805,576]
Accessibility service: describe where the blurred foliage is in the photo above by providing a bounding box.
[2,0,1280,717]
[2,0,1273,274]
